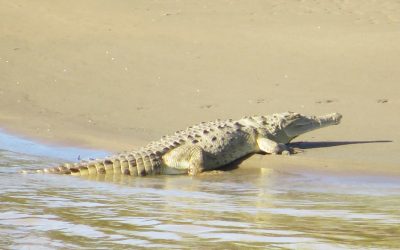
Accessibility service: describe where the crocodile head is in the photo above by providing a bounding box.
[276,112,342,143]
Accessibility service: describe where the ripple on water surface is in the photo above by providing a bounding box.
[1,132,400,249]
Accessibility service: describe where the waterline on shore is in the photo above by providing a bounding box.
[0,129,109,161]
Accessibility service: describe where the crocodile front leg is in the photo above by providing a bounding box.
[256,137,291,155]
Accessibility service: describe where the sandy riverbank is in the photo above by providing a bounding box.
[1,0,399,174]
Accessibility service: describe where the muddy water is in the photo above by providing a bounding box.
[0,135,400,249]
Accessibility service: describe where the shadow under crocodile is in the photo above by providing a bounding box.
[220,140,393,172]
[288,140,393,149]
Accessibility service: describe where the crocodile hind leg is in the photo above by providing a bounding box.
[162,144,205,176]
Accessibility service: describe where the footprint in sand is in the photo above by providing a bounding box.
[255,98,265,104]
[200,104,214,109]
[315,99,337,104]
[377,99,389,104]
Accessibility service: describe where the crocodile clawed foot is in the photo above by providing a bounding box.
[280,146,303,155]
[288,147,304,154]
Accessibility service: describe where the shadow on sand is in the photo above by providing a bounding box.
[288,140,393,149]
[220,140,393,172]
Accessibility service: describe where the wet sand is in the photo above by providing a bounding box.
[0,0,399,174]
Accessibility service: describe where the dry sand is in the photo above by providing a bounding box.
[1,0,399,175]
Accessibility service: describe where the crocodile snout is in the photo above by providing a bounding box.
[331,113,342,125]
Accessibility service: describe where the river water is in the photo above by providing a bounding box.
[0,132,399,249]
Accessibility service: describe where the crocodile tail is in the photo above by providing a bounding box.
[120,151,163,176]
[21,151,163,176]
[20,162,92,175]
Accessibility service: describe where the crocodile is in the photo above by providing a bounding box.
[23,112,342,176]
